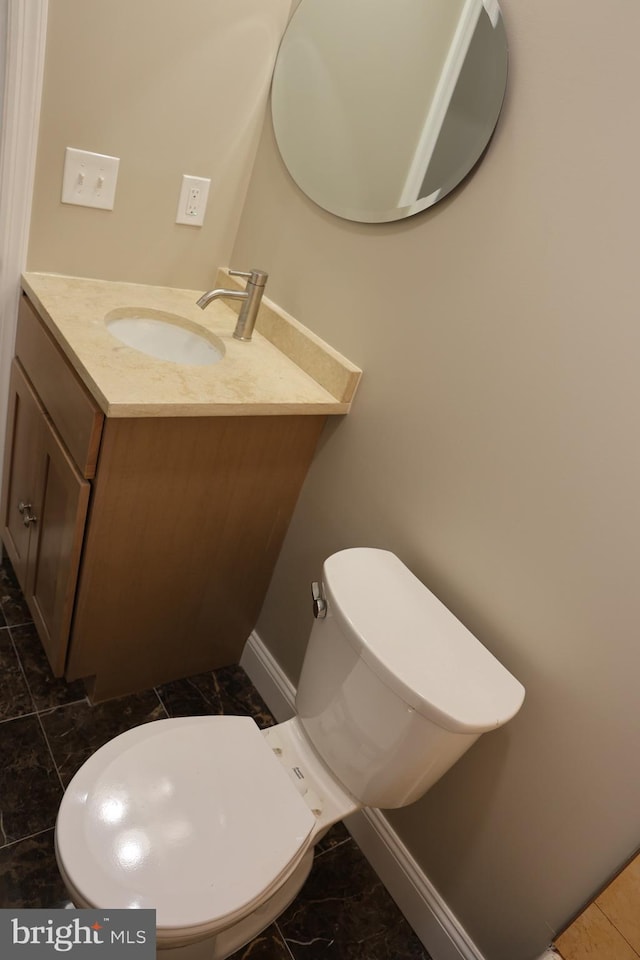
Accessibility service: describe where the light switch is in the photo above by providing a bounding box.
[176,175,211,226]
[61,147,120,210]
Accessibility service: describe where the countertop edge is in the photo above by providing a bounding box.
[102,400,351,418]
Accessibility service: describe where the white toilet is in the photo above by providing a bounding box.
[55,548,525,959]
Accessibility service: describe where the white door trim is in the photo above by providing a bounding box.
[0,0,48,473]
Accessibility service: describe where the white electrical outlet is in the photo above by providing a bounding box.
[176,175,211,226]
[61,147,120,210]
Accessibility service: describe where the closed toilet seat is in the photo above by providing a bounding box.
[55,716,316,943]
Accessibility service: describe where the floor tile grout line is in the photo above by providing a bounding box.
[7,623,43,718]
[0,824,56,851]
[315,836,353,859]
[7,620,90,716]
[0,607,35,630]
[0,706,40,725]
[35,708,68,794]
[3,619,35,630]
[34,696,102,795]
[153,687,171,718]
[0,695,90,727]
[36,697,91,714]
[274,920,298,960]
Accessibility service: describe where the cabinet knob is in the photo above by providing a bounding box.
[18,501,37,526]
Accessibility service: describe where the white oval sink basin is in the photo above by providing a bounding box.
[105,308,224,366]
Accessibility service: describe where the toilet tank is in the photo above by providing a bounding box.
[296,548,525,809]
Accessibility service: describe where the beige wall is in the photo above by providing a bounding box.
[231,1,640,958]
[27,0,291,288]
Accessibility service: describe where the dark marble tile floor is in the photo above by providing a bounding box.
[0,558,429,959]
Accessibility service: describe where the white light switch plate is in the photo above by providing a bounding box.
[176,175,211,226]
[61,147,120,210]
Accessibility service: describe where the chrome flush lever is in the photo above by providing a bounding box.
[311,581,327,619]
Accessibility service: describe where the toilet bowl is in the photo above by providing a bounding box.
[55,548,525,959]
[55,714,352,957]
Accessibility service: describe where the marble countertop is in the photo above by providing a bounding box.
[21,271,361,418]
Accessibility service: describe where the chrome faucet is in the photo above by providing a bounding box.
[196,268,268,342]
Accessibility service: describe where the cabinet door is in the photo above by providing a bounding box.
[1,361,42,587]
[26,407,90,676]
[1,360,90,676]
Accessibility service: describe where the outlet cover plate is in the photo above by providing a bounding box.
[176,174,211,226]
[61,147,120,210]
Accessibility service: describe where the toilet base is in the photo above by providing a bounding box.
[59,847,314,960]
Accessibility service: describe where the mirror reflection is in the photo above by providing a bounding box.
[271,0,508,223]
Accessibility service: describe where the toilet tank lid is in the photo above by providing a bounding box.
[323,548,525,734]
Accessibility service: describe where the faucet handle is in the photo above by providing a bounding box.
[229,268,268,287]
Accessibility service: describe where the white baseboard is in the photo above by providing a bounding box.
[240,631,486,960]
[240,631,297,723]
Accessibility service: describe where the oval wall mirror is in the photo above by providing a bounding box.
[271,0,508,223]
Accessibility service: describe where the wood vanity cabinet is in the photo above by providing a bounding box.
[1,293,325,701]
